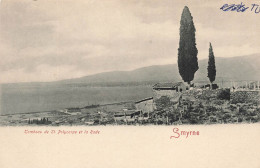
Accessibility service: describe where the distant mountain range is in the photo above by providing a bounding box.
[59,54,260,85]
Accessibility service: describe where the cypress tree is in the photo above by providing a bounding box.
[178,6,198,85]
[207,42,216,88]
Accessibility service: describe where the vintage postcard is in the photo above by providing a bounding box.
[0,0,260,167]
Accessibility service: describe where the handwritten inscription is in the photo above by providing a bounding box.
[220,2,249,12]
[251,4,260,13]
[170,128,200,139]
[220,2,260,14]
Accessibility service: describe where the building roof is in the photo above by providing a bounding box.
[135,97,153,104]
[153,82,184,90]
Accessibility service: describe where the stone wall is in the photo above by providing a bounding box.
[153,90,182,103]
[135,99,154,114]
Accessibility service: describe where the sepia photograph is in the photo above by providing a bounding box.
[0,0,259,126]
[1,0,260,168]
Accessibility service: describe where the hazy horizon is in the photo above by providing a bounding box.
[1,0,260,83]
[1,53,259,85]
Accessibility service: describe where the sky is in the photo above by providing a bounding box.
[0,0,259,83]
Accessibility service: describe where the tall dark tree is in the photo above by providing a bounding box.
[178,6,198,85]
[207,42,216,88]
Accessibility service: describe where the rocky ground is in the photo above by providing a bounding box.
[152,89,260,125]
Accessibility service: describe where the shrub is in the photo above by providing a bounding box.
[155,96,172,110]
[217,89,230,100]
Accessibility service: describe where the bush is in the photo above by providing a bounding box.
[217,89,230,100]
[155,96,172,110]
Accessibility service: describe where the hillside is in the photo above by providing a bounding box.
[59,54,260,85]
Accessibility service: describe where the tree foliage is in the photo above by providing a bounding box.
[207,43,216,83]
[178,6,198,84]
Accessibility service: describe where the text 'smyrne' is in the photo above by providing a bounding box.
[170,128,200,139]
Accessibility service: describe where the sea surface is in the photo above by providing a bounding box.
[0,83,153,115]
